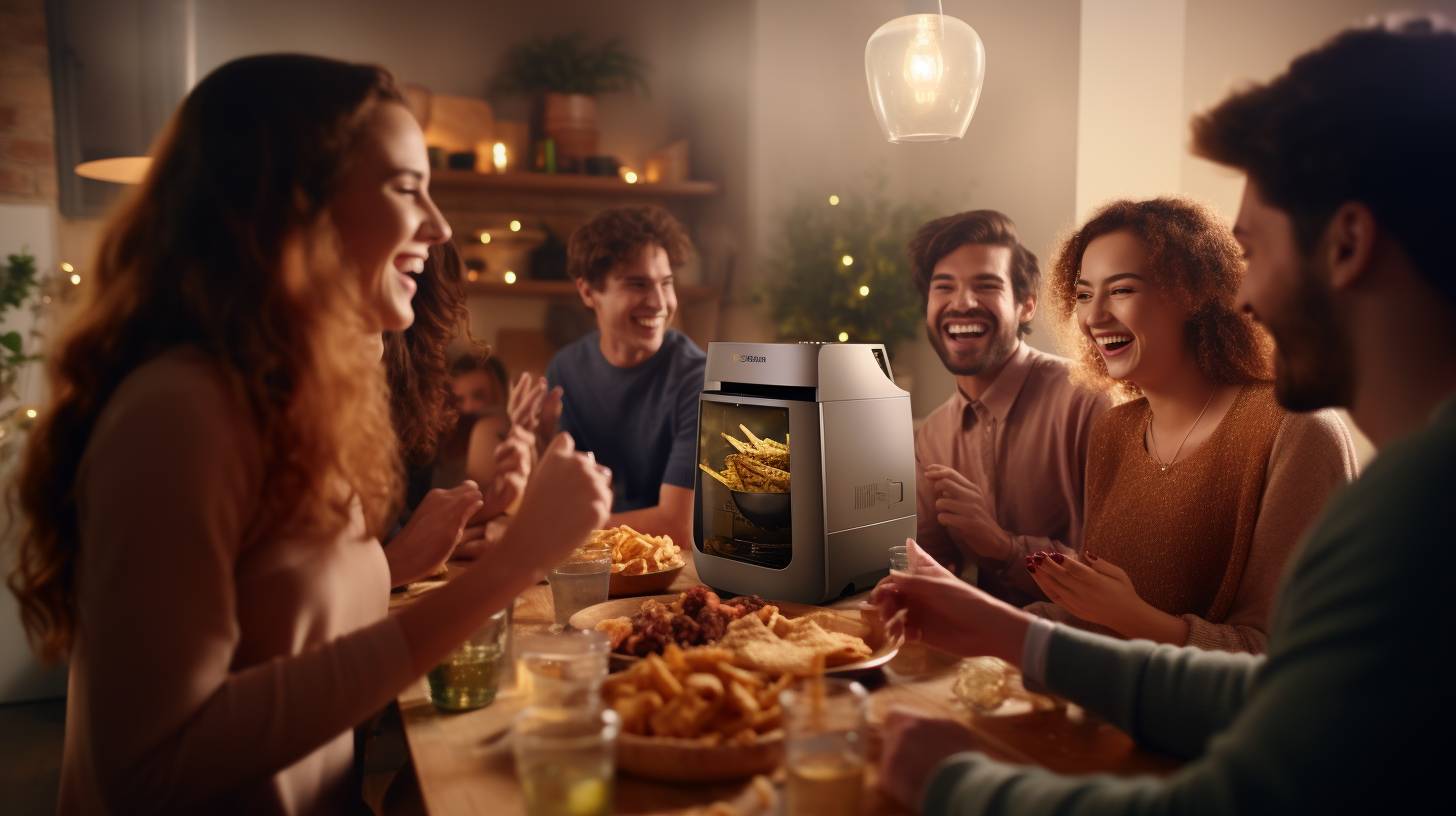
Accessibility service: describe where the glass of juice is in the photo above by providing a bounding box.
[427,606,509,711]
[780,678,869,816]
[513,707,620,816]
[547,552,612,629]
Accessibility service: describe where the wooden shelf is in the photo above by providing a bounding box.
[465,280,718,303]
[431,170,719,198]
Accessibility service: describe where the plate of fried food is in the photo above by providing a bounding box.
[698,426,791,529]
[584,525,686,596]
[572,585,901,675]
[603,643,792,781]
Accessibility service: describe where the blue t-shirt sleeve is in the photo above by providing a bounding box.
[661,354,704,490]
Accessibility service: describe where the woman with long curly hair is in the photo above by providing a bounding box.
[7,54,610,813]
[1022,197,1357,653]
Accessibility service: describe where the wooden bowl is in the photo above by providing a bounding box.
[616,732,783,782]
[608,563,685,597]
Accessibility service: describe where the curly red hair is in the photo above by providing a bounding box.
[9,55,406,662]
[1048,197,1273,398]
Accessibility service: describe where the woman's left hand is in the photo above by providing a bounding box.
[1027,551,1150,632]
[386,481,484,587]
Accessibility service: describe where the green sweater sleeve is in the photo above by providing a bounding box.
[922,406,1455,815]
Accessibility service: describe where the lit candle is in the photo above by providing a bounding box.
[492,142,508,173]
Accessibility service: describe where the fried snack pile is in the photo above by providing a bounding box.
[699,425,790,493]
[603,643,793,746]
[952,656,1059,713]
[713,608,872,675]
[596,586,768,657]
[586,525,684,576]
[594,586,874,674]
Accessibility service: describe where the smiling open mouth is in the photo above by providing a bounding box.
[944,322,989,339]
[1097,334,1133,352]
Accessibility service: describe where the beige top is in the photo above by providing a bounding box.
[1034,385,1358,653]
[915,342,1110,604]
[59,349,417,815]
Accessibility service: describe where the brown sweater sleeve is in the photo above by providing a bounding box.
[72,356,416,810]
[1182,409,1358,652]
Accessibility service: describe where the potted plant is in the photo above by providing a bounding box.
[492,34,649,169]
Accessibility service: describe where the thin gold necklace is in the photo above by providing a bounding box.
[1148,388,1217,473]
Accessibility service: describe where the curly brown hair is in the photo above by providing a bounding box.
[383,241,475,469]
[907,209,1040,336]
[9,55,406,662]
[566,205,693,290]
[1191,16,1456,304]
[1048,197,1273,397]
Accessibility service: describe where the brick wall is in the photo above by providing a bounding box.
[0,0,57,203]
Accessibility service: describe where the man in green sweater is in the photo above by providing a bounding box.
[872,17,1456,814]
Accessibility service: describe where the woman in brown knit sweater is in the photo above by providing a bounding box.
[1024,198,1357,653]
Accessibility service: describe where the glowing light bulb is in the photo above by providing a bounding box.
[509,220,522,232]
[467,270,480,282]
[828,194,841,206]
[623,170,639,184]
[492,142,508,173]
[841,255,854,267]
[25,408,38,419]
[837,331,849,342]
[504,270,518,285]
[858,285,871,297]
[479,232,492,244]
[60,262,74,273]
[70,274,82,285]
[903,21,945,105]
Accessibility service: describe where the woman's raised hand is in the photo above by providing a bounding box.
[504,432,612,573]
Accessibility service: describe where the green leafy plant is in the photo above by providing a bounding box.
[1,251,49,462]
[492,33,650,96]
[762,188,935,353]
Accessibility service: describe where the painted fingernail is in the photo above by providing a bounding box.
[1026,565,1036,574]
[1033,553,1045,563]
[1051,552,1065,565]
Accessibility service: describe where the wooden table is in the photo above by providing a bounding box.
[392,563,1179,814]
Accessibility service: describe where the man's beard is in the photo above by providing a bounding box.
[926,313,1019,378]
[1269,255,1356,413]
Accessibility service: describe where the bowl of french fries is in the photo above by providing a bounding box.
[586,525,687,597]
[604,643,791,782]
[698,426,792,529]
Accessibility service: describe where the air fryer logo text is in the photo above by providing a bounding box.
[734,354,767,364]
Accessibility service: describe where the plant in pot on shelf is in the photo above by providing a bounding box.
[761,188,935,380]
[492,33,649,172]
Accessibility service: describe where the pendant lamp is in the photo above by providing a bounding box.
[865,2,986,143]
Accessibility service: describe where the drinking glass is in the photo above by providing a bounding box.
[780,678,869,816]
[547,553,612,629]
[888,544,909,571]
[427,606,509,711]
[513,707,620,816]
[516,630,610,712]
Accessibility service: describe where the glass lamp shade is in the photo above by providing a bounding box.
[865,13,986,143]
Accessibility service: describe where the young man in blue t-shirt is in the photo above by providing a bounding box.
[516,206,705,552]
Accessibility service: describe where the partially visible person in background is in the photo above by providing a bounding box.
[513,205,705,551]
[450,352,509,417]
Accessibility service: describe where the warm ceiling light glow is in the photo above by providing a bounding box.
[865,9,986,142]
[837,331,849,342]
[479,232,492,244]
[828,194,840,206]
[509,220,522,232]
[69,273,82,285]
[60,262,74,273]
[503,270,518,285]
[841,255,854,267]
[858,285,871,297]
[74,156,150,184]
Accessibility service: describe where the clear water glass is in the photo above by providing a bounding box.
[547,554,612,628]
[888,544,909,571]
[513,707,620,816]
[516,630,610,712]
